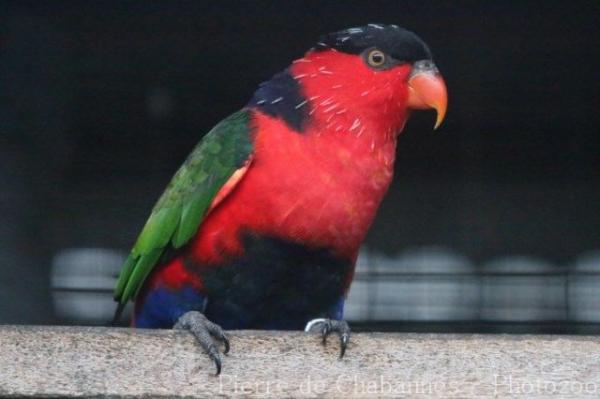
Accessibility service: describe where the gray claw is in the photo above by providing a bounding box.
[306,318,351,358]
[210,352,222,376]
[321,322,331,345]
[174,311,229,375]
[340,332,349,359]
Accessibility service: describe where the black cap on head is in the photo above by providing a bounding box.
[314,23,432,63]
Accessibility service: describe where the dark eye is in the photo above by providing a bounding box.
[366,49,386,68]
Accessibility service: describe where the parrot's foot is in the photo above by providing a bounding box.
[174,311,230,376]
[305,318,351,358]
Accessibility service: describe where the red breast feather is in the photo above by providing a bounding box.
[191,49,414,263]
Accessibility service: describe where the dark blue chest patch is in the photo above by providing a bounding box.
[196,233,352,330]
[247,70,310,133]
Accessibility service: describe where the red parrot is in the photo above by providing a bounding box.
[113,23,447,374]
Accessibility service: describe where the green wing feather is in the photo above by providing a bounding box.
[114,110,253,305]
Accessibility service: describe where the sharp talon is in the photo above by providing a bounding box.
[175,311,229,375]
[340,334,349,359]
[321,323,331,345]
[306,318,351,358]
[222,334,230,355]
[211,353,222,376]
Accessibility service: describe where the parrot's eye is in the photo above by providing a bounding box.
[366,49,386,68]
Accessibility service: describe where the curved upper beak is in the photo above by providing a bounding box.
[407,60,448,129]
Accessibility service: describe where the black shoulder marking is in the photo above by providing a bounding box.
[315,23,432,63]
[247,70,309,133]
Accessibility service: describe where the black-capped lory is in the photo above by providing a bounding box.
[113,24,447,374]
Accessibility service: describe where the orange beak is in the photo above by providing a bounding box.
[407,60,448,129]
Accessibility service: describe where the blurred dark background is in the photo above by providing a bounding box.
[1,1,599,332]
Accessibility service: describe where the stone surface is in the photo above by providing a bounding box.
[1,325,600,398]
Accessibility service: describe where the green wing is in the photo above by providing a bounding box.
[114,110,253,305]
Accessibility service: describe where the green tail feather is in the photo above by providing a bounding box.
[122,249,163,304]
[114,253,137,302]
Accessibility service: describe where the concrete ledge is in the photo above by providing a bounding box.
[1,326,600,398]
